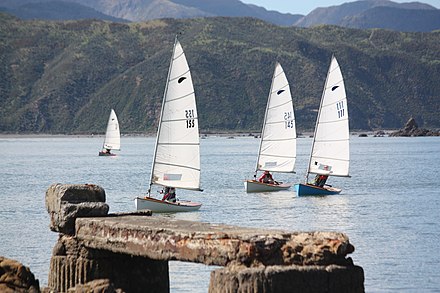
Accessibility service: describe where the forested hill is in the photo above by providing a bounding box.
[0,13,439,134]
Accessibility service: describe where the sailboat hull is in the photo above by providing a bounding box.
[294,183,341,196]
[244,180,291,193]
[135,197,201,213]
[98,151,116,156]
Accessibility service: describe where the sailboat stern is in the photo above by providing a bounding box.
[98,151,117,156]
[135,196,201,213]
[294,183,341,196]
[244,180,291,193]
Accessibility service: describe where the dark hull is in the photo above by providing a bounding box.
[294,183,341,196]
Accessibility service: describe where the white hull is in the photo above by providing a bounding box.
[244,180,291,193]
[135,197,201,213]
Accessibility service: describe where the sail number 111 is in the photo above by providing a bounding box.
[185,109,195,128]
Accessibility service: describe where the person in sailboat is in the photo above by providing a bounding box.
[258,171,279,185]
[160,186,170,199]
[162,187,176,202]
[313,165,329,187]
[314,174,328,187]
[104,148,111,155]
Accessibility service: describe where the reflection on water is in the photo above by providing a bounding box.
[0,135,439,292]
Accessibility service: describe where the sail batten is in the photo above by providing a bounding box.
[170,70,190,81]
[157,142,200,146]
[314,138,349,143]
[161,117,199,123]
[306,56,349,179]
[155,162,201,171]
[149,38,201,191]
[268,100,292,109]
[255,62,297,174]
[260,137,296,142]
[311,156,349,162]
[166,92,195,102]
[260,153,297,159]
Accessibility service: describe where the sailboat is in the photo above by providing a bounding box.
[295,56,350,196]
[98,109,120,156]
[135,37,202,213]
[244,62,297,193]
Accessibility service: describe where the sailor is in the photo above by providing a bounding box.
[314,174,328,187]
[258,171,276,184]
[162,187,176,202]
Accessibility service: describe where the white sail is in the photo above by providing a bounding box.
[307,56,349,177]
[102,109,120,150]
[150,38,200,191]
[256,62,296,173]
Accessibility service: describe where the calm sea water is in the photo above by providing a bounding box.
[0,135,439,292]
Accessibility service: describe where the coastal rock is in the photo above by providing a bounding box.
[390,118,440,137]
[46,183,109,235]
[0,256,40,293]
[373,130,385,137]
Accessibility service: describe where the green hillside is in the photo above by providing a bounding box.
[1,13,439,133]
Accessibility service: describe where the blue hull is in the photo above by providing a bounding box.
[294,183,341,196]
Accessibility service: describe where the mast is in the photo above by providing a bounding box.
[102,109,112,150]
[254,62,278,179]
[305,55,334,183]
[148,36,177,196]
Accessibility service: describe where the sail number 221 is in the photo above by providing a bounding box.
[185,109,195,128]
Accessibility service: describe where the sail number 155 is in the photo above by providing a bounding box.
[185,109,195,128]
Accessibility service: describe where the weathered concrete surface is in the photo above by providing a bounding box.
[45,183,109,235]
[76,216,355,267]
[0,256,40,293]
[209,264,364,293]
[45,184,364,292]
[66,279,124,292]
[48,234,168,293]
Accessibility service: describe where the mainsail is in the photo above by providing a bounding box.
[307,56,349,178]
[103,109,120,150]
[256,62,296,174]
[149,38,200,191]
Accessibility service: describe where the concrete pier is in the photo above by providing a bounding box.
[45,183,364,292]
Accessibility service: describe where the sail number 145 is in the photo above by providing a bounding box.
[185,109,195,128]
[284,111,294,129]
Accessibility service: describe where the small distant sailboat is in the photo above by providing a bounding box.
[98,109,120,156]
[295,56,350,196]
[244,62,297,193]
[135,37,202,213]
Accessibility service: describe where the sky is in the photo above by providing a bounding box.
[241,0,440,15]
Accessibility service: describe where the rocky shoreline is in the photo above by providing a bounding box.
[389,118,440,137]
[0,256,40,293]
